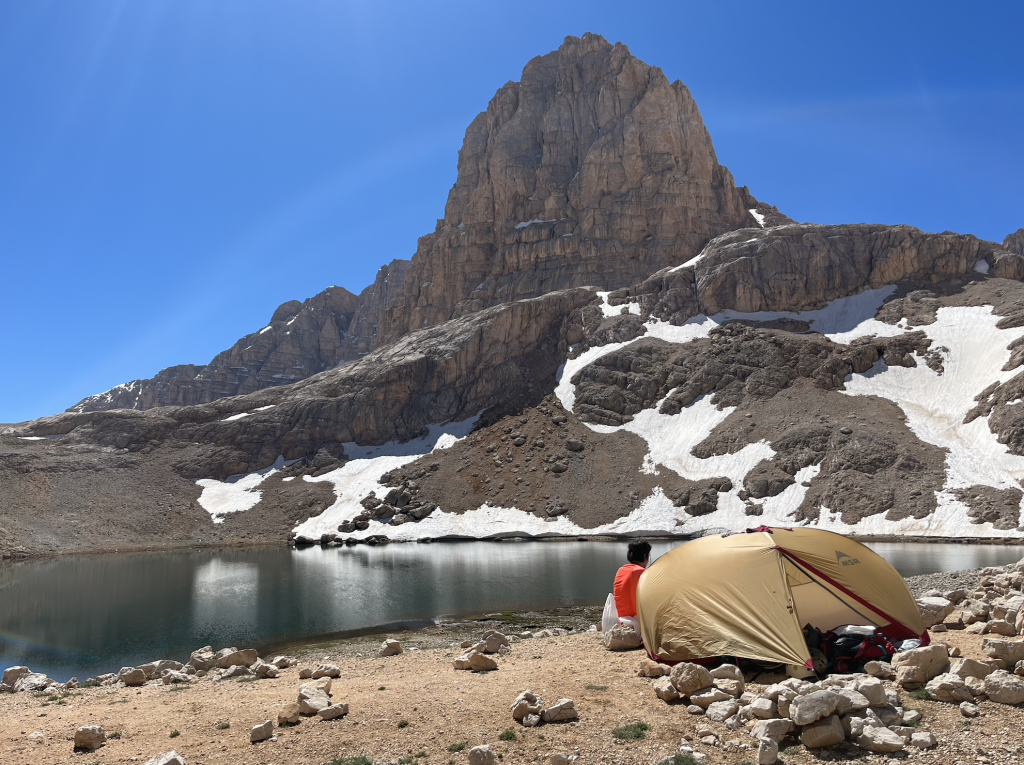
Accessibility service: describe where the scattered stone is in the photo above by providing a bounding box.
[250,720,274,744]
[925,672,974,702]
[540,698,578,722]
[216,649,258,669]
[687,704,705,715]
[800,714,845,749]
[749,718,794,742]
[118,667,147,687]
[960,701,980,717]
[757,736,779,765]
[864,661,894,679]
[378,639,403,657]
[653,676,681,702]
[602,624,641,651]
[297,682,332,715]
[748,697,777,719]
[278,703,302,725]
[144,753,186,765]
[546,754,569,765]
[909,731,938,749]
[311,664,341,679]
[74,725,106,751]
[982,638,1024,665]
[705,699,740,723]
[511,690,544,720]
[468,744,497,765]
[481,630,510,653]
[161,670,191,685]
[856,726,905,753]
[690,687,732,708]
[452,650,498,672]
[714,677,744,697]
[903,709,923,725]
[983,669,1024,704]
[298,668,313,679]
[670,662,714,696]
[790,690,840,726]
[951,657,995,680]
[251,660,279,679]
[318,703,349,720]
[13,672,51,692]
[1,666,30,686]
[269,655,298,669]
[891,645,950,687]
[221,665,252,679]
[916,597,954,627]
[188,646,216,671]
[637,658,670,677]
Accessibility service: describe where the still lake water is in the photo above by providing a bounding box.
[2,540,1023,681]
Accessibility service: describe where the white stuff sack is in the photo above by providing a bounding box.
[601,592,619,634]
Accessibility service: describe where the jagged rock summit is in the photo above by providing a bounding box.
[381,33,785,343]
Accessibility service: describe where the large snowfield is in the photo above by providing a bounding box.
[197,279,1024,540]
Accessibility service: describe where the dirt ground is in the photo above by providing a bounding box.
[2,627,1023,765]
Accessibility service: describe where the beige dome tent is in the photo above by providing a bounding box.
[636,527,927,668]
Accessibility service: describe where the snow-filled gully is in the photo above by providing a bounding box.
[196,284,1024,540]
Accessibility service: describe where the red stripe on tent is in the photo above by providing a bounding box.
[778,549,926,642]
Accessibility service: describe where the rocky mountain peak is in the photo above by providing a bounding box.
[1005,228,1024,256]
[380,33,774,343]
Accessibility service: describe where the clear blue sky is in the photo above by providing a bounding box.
[1,1,1022,423]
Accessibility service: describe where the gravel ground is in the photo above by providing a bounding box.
[905,569,989,598]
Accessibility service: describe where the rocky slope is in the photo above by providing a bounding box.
[5,35,1024,556]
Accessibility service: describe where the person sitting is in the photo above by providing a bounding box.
[613,540,651,636]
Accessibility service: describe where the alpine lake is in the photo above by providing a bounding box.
[2,539,1022,681]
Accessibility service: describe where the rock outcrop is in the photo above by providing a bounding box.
[1005,228,1024,256]
[380,33,776,344]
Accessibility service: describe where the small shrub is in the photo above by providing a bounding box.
[612,722,649,741]
[169,730,180,738]
[81,679,102,688]
[447,742,466,753]
[328,758,373,765]
[238,675,259,683]
[499,728,515,741]
[669,756,700,765]
[107,732,121,740]
[0,685,16,694]
[378,686,386,691]
[415,752,427,759]
[398,720,409,729]
[909,689,931,701]
[216,722,230,730]
[584,684,608,691]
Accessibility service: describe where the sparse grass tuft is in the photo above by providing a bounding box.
[169,729,180,738]
[81,679,102,688]
[328,758,373,765]
[378,686,386,691]
[584,684,608,691]
[499,728,516,741]
[909,688,931,701]
[107,732,121,740]
[447,742,466,753]
[612,721,649,740]
[216,722,230,730]
[415,751,427,759]
[398,720,409,729]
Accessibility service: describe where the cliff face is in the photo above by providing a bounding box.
[1005,229,1024,256]
[379,33,770,343]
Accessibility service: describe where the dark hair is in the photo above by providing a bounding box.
[627,540,652,564]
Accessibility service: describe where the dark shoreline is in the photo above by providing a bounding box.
[5,531,1024,563]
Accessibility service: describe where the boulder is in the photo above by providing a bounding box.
[250,720,274,744]
[951,657,995,680]
[74,725,106,751]
[714,678,744,697]
[270,655,298,668]
[891,645,949,687]
[833,689,870,714]
[925,672,973,702]
[139,660,183,679]
[856,726,905,753]
[541,698,578,722]
[311,664,341,679]
[710,664,744,681]
[983,669,1024,704]
[481,630,510,653]
[637,658,670,677]
[903,709,923,725]
[748,698,776,719]
[653,676,680,702]
[251,660,279,679]
[670,662,714,697]
[468,745,497,765]
[216,649,258,669]
[687,704,704,715]
[705,699,740,723]
[277,703,302,725]
[757,736,779,765]
[982,638,1024,664]
[14,672,51,692]
[318,703,349,720]
[522,713,541,727]
[452,650,498,672]
[189,646,216,671]
[909,732,938,749]
[916,597,954,627]
[378,639,403,657]
[691,687,733,709]
[511,690,543,720]
[749,718,794,743]
[144,753,187,765]
[297,682,332,715]
[2,666,30,686]
[864,660,894,679]
[790,690,840,726]
[298,668,313,679]
[221,665,252,679]
[987,620,1017,636]
[602,624,642,651]
[118,667,147,687]
[161,671,191,685]
[799,715,845,749]
[852,676,887,707]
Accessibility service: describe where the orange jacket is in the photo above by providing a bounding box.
[613,563,645,618]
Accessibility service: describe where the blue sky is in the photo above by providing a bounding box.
[1,1,1022,423]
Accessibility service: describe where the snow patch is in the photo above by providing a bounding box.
[258,326,272,334]
[293,416,481,539]
[514,219,557,229]
[196,456,294,523]
[749,209,766,227]
[221,412,249,422]
[975,259,990,274]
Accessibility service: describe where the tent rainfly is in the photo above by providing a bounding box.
[636,526,928,667]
